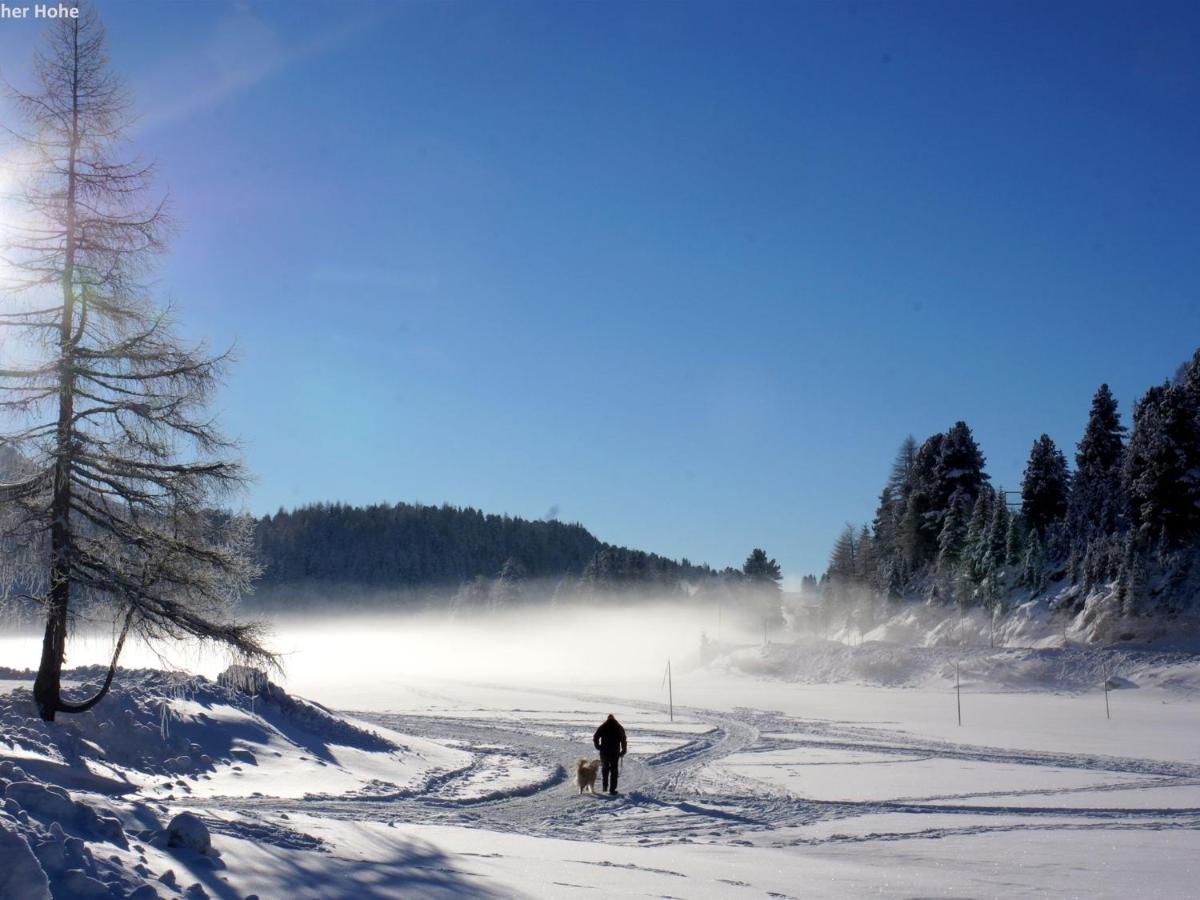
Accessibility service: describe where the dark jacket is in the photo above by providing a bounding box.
[593,716,627,757]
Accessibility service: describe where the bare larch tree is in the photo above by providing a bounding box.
[0,5,273,721]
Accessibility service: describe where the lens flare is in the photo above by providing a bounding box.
[0,169,13,275]
[0,153,24,290]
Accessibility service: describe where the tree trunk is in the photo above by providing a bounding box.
[34,15,81,723]
[35,602,132,721]
[32,589,67,721]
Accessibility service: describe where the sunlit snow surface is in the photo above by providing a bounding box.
[3,618,1200,898]
[191,677,1200,898]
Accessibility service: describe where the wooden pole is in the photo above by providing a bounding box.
[668,658,674,723]
[956,659,962,727]
[1104,675,1111,720]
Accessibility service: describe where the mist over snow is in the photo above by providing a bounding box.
[2,592,750,700]
[261,600,725,706]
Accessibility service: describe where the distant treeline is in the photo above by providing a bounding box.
[822,347,1200,632]
[248,502,720,607]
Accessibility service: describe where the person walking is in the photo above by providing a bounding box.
[593,713,627,794]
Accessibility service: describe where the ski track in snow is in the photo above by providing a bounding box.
[180,687,1200,852]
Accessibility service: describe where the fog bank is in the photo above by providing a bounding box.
[1,595,763,705]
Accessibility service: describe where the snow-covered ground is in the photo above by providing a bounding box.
[3,624,1200,898]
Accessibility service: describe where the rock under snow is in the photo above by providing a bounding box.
[164,812,211,854]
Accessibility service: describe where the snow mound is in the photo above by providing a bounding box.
[0,819,51,900]
[0,667,462,898]
[0,666,397,782]
[0,766,140,898]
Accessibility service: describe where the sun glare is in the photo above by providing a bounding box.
[0,157,20,288]
[0,152,46,376]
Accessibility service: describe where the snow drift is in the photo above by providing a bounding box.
[0,667,461,899]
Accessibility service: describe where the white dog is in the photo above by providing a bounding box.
[575,758,601,794]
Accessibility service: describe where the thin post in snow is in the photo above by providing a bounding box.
[662,658,674,723]
[1104,673,1111,720]
[955,659,962,727]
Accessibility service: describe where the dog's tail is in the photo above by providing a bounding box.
[575,757,589,773]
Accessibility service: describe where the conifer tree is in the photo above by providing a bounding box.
[936,421,989,510]
[964,485,994,578]
[887,435,919,499]
[1022,533,1047,593]
[937,489,969,574]
[871,487,898,571]
[1180,347,1200,404]
[988,488,1011,568]
[874,436,919,579]
[855,524,876,582]
[1119,533,1149,617]
[1004,508,1024,566]
[742,548,783,589]
[1067,384,1126,553]
[0,7,271,720]
[1124,380,1200,547]
[903,434,945,567]
[826,526,860,605]
[827,528,858,581]
[741,548,784,630]
[1021,435,1070,537]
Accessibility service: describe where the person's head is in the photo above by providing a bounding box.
[606,713,615,722]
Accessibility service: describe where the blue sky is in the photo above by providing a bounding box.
[1,1,1198,578]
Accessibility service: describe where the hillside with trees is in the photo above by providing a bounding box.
[821,348,1200,642]
[248,502,725,610]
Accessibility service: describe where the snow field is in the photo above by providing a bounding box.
[3,635,1200,898]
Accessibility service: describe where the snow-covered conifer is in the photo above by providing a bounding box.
[1021,435,1070,538]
